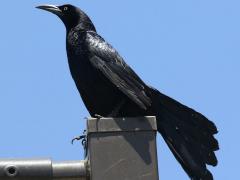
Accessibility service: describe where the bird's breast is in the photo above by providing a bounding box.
[66,52,123,116]
[66,29,88,55]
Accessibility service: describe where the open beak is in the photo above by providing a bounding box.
[36,4,62,15]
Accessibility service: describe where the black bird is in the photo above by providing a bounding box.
[36,4,219,180]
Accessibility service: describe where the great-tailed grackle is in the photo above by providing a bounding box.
[36,4,219,180]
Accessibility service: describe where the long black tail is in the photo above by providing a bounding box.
[150,88,219,180]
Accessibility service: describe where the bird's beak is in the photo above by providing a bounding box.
[36,4,62,15]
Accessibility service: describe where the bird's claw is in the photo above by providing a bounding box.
[94,114,104,119]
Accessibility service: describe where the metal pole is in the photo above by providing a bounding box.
[87,116,159,180]
[0,159,87,180]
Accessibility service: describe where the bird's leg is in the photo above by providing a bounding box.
[92,99,125,119]
[91,99,125,132]
[107,99,125,117]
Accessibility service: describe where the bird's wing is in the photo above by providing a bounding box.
[85,31,151,110]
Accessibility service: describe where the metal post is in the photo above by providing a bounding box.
[87,116,159,180]
[0,159,87,180]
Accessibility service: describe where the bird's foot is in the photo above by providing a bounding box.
[94,114,104,119]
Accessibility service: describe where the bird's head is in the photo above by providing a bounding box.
[36,4,96,32]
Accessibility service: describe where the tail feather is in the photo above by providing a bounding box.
[156,92,218,134]
[150,88,219,180]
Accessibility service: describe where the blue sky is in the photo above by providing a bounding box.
[0,1,239,179]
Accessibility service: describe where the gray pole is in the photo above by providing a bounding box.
[0,159,87,180]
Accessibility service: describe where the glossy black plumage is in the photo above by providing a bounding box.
[37,4,219,180]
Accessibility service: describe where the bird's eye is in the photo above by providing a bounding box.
[64,7,68,11]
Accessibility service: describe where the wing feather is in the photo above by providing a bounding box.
[86,31,151,109]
